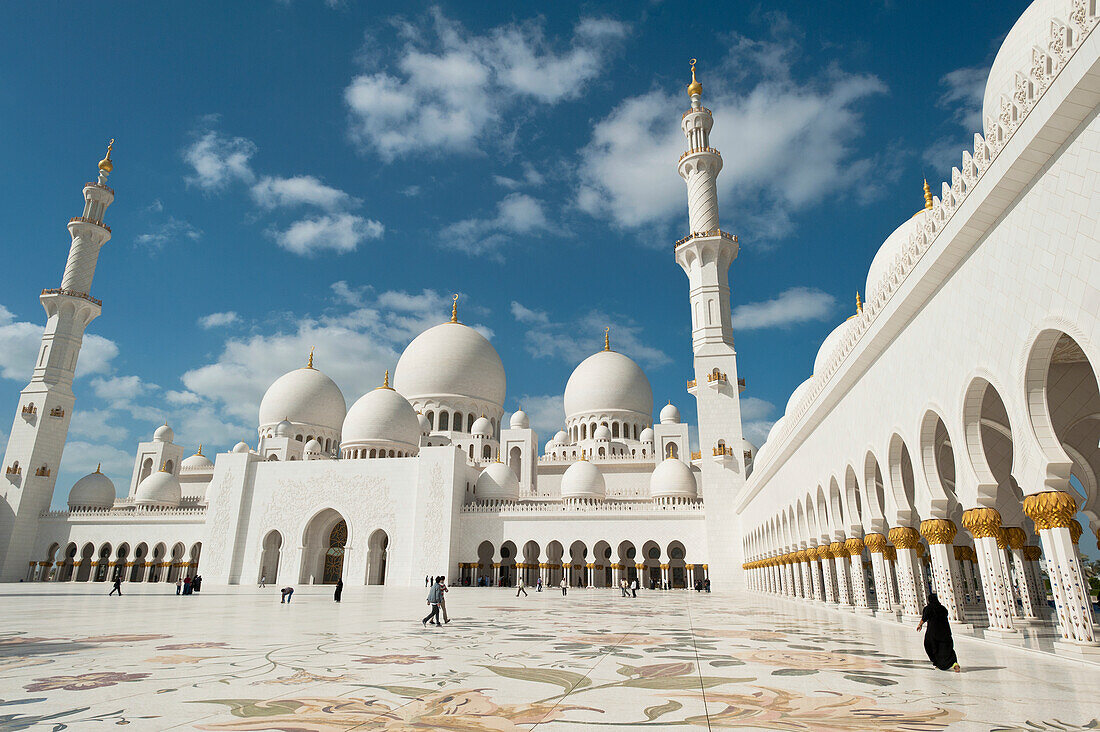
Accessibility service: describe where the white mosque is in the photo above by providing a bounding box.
[1,0,1099,661]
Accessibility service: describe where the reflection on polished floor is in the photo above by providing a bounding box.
[0,583,1097,730]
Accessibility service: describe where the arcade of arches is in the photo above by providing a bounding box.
[27,540,202,584]
[458,539,707,589]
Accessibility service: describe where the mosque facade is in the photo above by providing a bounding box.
[0,65,751,591]
[738,0,1100,658]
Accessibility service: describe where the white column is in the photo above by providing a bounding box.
[865,534,893,613]
[889,527,925,620]
[1003,528,1038,621]
[818,547,837,603]
[921,520,968,624]
[962,508,1017,635]
[847,540,871,611]
[831,543,851,606]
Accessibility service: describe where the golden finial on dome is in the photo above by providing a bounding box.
[855,291,863,315]
[160,461,169,472]
[687,58,702,97]
[95,463,101,473]
[383,369,390,388]
[307,346,315,369]
[197,444,204,456]
[98,139,114,174]
[923,179,933,210]
[450,293,459,323]
[604,327,611,351]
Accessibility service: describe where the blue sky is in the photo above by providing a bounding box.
[8,0,1093,555]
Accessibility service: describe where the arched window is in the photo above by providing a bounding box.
[668,443,678,459]
[598,447,606,457]
[468,445,474,459]
[482,445,492,460]
[467,414,476,432]
[140,458,153,483]
[580,424,587,440]
[439,411,450,431]
[369,449,376,458]
[426,411,435,429]
[295,434,303,442]
[612,422,620,438]
[509,446,522,480]
[164,460,174,473]
[267,454,279,461]
[453,412,464,433]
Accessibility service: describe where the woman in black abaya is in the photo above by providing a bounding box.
[916,593,960,672]
[334,579,343,603]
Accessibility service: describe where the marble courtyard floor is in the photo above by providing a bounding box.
[0,584,1098,731]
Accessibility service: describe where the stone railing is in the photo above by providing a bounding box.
[84,182,115,195]
[678,146,721,162]
[773,0,1099,452]
[461,499,704,514]
[69,216,111,233]
[682,106,712,119]
[41,288,103,307]
[674,229,737,248]
[42,504,207,518]
[538,452,653,464]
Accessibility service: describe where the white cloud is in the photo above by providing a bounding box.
[923,64,989,174]
[198,311,240,329]
[441,193,550,257]
[56,440,133,496]
[76,336,119,379]
[69,408,129,443]
[401,185,421,197]
[738,396,777,448]
[270,214,384,256]
[90,375,152,404]
[345,11,627,160]
[0,304,117,381]
[575,26,884,242]
[731,287,836,330]
[165,390,203,406]
[511,301,669,369]
[135,216,201,249]
[251,175,356,211]
[516,393,566,443]
[183,124,257,190]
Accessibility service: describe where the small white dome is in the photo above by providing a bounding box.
[475,461,520,500]
[471,416,493,437]
[153,423,174,443]
[274,419,293,437]
[304,438,322,454]
[510,410,530,429]
[593,424,612,441]
[650,456,697,499]
[866,211,926,301]
[232,441,250,453]
[561,459,605,500]
[259,365,347,433]
[639,427,654,443]
[417,412,431,435]
[341,386,421,451]
[742,438,757,460]
[660,402,681,424]
[67,468,115,509]
[564,349,652,420]
[394,321,506,407]
[550,430,568,446]
[813,320,857,376]
[135,468,182,507]
[181,451,214,472]
[784,378,816,417]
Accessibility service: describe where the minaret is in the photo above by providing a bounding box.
[0,142,115,580]
[673,62,748,590]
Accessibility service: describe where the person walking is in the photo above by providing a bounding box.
[193,575,202,593]
[916,593,961,672]
[620,578,629,597]
[425,575,430,587]
[259,574,266,589]
[516,576,528,597]
[108,577,122,596]
[280,586,294,603]
[423,579,444,626]
[630,577,638,598]
[175,578,182,595]
[183,576,193,595]
[438,576,451,624]
[536,576,543,592]
[334,579,343,602]
[560,577,567,596]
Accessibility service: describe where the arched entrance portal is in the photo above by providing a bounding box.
[366,529,388,585]
[300,509,349,585]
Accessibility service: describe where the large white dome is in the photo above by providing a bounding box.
[341,386,421,450]
[564,350,652,419]
[813,319,860,376]
[258,366,347,432]
[784,378,816,416]
[982,0,1060,128]
[475,461,520,500]
[68,468,115,509]
[865,210,927,301]
[561,459,605,500]
[660,402,681,424]
[394,322,506,406]
[181,451,214,472]
[135,468,182,507]
[650,456,697,499]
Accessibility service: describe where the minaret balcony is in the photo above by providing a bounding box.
[83,182,115,196]
[686,379,697,395]
[34,466,51,477]
[681,106,712,119]
[690,450,702,463]
[40,288,102,307]
[20,403,37,416]
[674,229,737,249]
[677,146,721,163]
[68,216,111,234]
[49,407,65,418]
[5,464,21,475]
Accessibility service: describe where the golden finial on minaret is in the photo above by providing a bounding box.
[306,346,315,369]
[98,139,114,174]
[450,293,459,323]
[855,291,863,315]
[923,179,933,210]
[687,58,702,97]
[604,327,611,351]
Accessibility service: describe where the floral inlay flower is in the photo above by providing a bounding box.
[157,642,229,650]
[354,654,441,665]
[196,689,597,730]
[744,650,881,671]
[684,687,963,730]
[695,628,788,642]
[633,662,695,678]
[0,635,59,645]
[144,654,214,665]
[257,670,356,686]
[77,634,172,643]
[25,671,151,692]
[561,633,666,646]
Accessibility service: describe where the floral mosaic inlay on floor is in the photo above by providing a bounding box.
[0,584,1097,730]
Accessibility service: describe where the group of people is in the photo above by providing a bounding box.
[175,575,202,595]
[423,576,451,626]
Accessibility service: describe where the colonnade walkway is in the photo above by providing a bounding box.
[0,583,1097,729]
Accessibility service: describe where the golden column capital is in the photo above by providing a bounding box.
[1003,526,1027,550]
[828,541,844,559]
[920,518,957,545]
[864,533,887,553]
[844,537,865,556]
[1022,490,1077,531]
[1022,545,1042,561]
[1069,519,1083,544]
[884,545,897,561]
[961,507,1002,538]
[915,543,926,558]
[952,545,965,561]
[995,528,1009,549]
[814,545,830,560]
[887,526,921,549]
